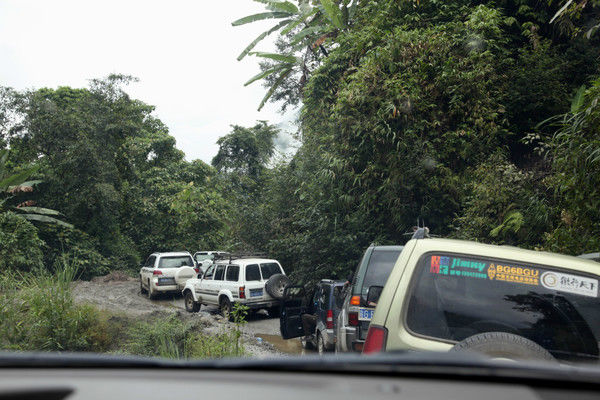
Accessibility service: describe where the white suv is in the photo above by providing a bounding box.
[140,252,197,299]
[182,257,289,318]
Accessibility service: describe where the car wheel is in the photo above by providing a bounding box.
[147,280,156,300]
[301,336,314,350]
[140,278,147,295]
[317,332,326,356]
[184,291,200,313]
[450,332,556,362]
[265,274,291,299]
[220,297,232,320]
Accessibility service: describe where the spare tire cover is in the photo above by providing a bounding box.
[265,274,291,299]
[175,266,197,286]
[450,332,556,361]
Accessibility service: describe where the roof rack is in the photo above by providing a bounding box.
[214,252,269,263]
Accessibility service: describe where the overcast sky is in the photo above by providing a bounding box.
[0,0,299,163]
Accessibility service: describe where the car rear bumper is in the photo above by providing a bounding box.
[241,300,279,310]
[340,326,363,352]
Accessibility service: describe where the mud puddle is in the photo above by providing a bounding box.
[256,334,315,355]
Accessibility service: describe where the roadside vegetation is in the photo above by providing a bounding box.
[1,0,599,287]
[0,260,246,357]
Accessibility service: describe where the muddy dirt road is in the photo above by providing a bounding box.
[72,273,309,356]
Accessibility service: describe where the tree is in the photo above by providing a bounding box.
[233,0,359,110]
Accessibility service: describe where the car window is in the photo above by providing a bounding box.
[319,285,330,309]
[226,265,239,282]
[195,253,214,263]
[354,249,402,298]
[214,265,226,281]
[333,286,344,309]
[406,253,600,362]
[203,265,215,280]
[146,256,156,268]
[245,264,260,281]
[260,262,282,280]
[158,256,194,268]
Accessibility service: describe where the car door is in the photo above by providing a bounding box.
[280,285,307,339]
[205,264,226,304]
[198,265,215,304]
[141,255,156,287]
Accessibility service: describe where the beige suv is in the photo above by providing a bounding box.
[363,238,600,362]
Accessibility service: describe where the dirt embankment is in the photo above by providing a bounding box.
[72,272,285,357]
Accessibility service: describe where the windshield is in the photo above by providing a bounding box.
[1,0,600,372]
[158,256,194,269]
[195,254,214,262]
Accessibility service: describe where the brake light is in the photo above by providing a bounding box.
[153,270,162,276]
[363,325,387,354]
[326,310,334,329]
[194,267,199,273]
[239,286,246,299]
[350,295,361,306]
[348,311,359,326]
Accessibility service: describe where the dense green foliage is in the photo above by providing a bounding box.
[1,0,600,285]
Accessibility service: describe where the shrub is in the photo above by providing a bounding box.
[0,212,44,272]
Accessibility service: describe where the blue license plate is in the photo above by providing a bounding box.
[158,278,175,285]
[358,308,374,321]
[249,289,263,297]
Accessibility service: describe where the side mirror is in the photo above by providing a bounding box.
[367,285,383,305]
[197,273,203,279]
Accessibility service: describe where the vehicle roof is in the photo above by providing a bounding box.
[412,238,600,275]
[215,258,280,265]
[194,251,228,255]
[150,252,192,257]
[370,245,405,251]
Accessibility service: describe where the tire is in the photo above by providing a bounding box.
[265,274,291,299]
[301,336,314,350]
[147,280,156,300]
[450,332,556,362]
[220,297,232,320]
[317,332,326,356]
[140,278,147,294]
[184,291,200,313]
[268,306,280,318]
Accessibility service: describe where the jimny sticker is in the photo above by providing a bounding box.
[541,271,598,298]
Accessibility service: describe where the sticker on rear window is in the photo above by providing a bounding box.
[430,256,488,279]
[541,271,598,298]
[487,263,539,285]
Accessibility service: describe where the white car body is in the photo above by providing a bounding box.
[182,257,285,312]
[140,252,197,298]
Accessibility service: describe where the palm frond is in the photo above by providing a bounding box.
[237,19,292,61]
[232,11,291,26]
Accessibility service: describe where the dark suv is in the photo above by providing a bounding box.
[280,279,345,355]
[335,245,404,352]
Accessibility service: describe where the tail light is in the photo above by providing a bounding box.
[194,267,200,273]
[239,286,246,299]
[152,270,162,276]
[348,311,359,326]
[350,296,361,306]
[326,310,334,329]
[363,325,387,354]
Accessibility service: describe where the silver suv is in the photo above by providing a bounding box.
[335,245,403,352]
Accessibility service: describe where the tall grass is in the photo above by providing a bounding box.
[0,256,112,352]
[125,315,244,359]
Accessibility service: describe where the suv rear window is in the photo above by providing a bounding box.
[158,256,194,268]
[260,263,282,280]
[406,253,600,362]
[246,264,261,281]
[354,248,402,298]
